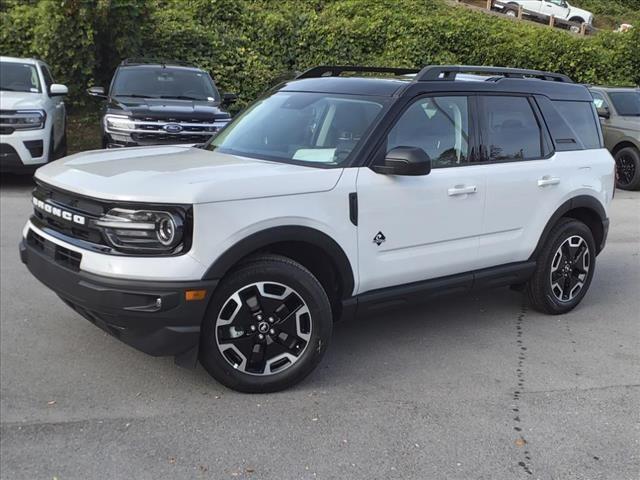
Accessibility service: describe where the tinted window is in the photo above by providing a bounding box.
[553,101,601,149]
[608,91,640,117]
[480,96,545,161]
[111,67,220,101]
[0,62,41,93]
[387,96,470,168]
[209,92,387,167]
[41,65,53,89]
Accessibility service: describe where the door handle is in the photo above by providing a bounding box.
[537,176,560,187]
[448,185,477,196]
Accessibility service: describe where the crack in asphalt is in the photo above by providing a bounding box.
[512,302,533,476]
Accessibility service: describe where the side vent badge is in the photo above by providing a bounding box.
[373,231,386,246]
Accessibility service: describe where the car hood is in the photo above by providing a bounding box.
[0,91,44,111]
[108,96,230,121]
[35,147,344,204]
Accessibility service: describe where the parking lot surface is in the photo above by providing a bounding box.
[1,175,638,480]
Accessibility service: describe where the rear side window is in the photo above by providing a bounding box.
[479,96,547,162]
[552,101,601,150]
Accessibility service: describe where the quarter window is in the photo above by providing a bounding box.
[552,100,601,149]
[387,96,470,168]
[479,96,546,162]
[41,66,53,90]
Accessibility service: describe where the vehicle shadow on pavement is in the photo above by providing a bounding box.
[0,173,36,191]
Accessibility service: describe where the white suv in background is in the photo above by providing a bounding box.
[0,56,68,174]
[20,65,614,393]
[497,0,594,30]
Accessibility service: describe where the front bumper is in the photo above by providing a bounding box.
[0,128,50,172]
[20,235,218,357]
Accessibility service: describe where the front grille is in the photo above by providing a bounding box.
[122,117,229,144]
[32,182,108,247]
[27,230,82,271]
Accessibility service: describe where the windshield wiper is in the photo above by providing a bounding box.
[158,95,207,101]
[115,93,157,99]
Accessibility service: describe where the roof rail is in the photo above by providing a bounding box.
[296,65,420,79]
[416,65,573,83]
[120,57,195,68]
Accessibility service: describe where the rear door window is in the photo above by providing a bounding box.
[478,96,548,162]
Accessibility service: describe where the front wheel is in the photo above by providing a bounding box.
[526,218,596,315]
[615,146,640,191]
[200,255,333,393]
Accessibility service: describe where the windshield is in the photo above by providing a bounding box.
[111,67,220,101]
[0,62,41,93]
[207,92,388,166]
[608,91,640,117]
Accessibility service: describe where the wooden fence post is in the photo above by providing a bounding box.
[517,5,523,19]
[486,0,492,10]
[580,23,586,35]
[549,15,555,28]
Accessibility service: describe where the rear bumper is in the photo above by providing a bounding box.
[20,237,218,357]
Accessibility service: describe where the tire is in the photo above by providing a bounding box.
[526,218,596,315]
[200,254,333,393]
[614,146,640,191]
[504,7,518,17]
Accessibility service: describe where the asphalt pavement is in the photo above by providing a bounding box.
[1,174,638,480]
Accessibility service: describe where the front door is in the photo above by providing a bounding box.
[356,95,486,294]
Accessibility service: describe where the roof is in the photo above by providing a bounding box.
[0,56,41,65]
[279,75,592,102]
[589,86,639,93]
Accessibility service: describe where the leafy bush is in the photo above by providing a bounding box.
[1,0,637,109]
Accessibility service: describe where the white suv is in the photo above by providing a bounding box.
[20,65,614,392]
[1,56,68,173]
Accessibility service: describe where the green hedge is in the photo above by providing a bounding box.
[1,0,638,109]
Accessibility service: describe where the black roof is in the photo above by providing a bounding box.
[119,58,202,70]
[280,65,592,102]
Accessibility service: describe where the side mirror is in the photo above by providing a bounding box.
[87,86,106,98]
[222,92,238,106]
[597,106,610,119]
[49,84,68,96]
[371,146,432,176]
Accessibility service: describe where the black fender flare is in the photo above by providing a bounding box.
[530,195,607,260]
[201,225,356,298]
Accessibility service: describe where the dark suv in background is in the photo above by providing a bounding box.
[87,58,236,148]
[590,86,640,191]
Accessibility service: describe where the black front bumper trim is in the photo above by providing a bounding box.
[20,238,218,357]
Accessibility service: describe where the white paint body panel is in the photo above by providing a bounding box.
[25,144,613,294]
[35,147,343,204]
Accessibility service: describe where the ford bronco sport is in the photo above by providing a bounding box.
[20,65,614,393]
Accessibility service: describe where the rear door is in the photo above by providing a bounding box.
[356,94,486,294]
[476,94,564,267]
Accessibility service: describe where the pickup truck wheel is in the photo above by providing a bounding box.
[504,6,518,17]
[200,254,332,393]
[615,146,640,191]
[526,218,596,315]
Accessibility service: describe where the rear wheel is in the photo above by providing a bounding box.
[526,218,596,314]
[614,146,640,191]
[200,254,333,393]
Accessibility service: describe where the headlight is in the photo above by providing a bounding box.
[0,110,46,130]
[104,114,135,133]
[95,208,185,254]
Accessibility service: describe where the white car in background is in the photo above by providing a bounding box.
[496,0,594,31]
[0,56,68,174]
